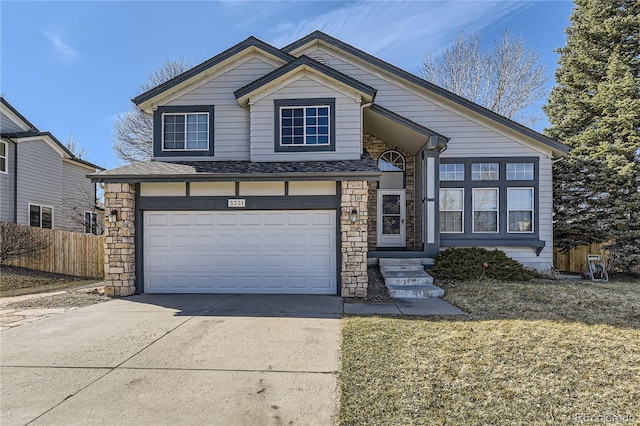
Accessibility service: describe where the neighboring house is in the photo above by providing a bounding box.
[92,32,569,297]
[0,97,104,234]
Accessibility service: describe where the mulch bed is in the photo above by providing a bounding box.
[344,267,392,303]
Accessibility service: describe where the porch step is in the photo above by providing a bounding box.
[381,270,434,286]
[379,267,444,298]
[379,258,423,266]
[387,284,445,298]
[380,265,425,272]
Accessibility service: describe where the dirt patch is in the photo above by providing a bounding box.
[6,291,111,310]
[0,265,101,297]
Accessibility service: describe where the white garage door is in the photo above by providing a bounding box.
[143,210,337,294]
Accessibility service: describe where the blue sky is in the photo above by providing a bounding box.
[0,0,573,170]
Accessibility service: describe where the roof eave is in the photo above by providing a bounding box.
[284,31,571,156]
[91,170,381,183]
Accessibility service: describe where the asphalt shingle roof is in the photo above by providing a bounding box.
[92,153,380,181]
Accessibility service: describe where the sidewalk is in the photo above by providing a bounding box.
[344,297,465,316]
[0,283,105,331]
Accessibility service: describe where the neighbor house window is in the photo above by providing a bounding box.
[84,211,97,234]
[163,113,209,151]
[0,141,6,173]
[280,106,330,146]
[506,163,534,180]
[29,204,53,229]
[439,163,464,181]
[472,188,499,232]
[471,163,499,180]
[508,188,534,233]
[439,189,464,233]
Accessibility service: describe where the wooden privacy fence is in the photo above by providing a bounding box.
[5,225,104,278]
[553,241,612,273]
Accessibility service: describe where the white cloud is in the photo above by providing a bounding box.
[42,29,79,63]
[266,0,530,72]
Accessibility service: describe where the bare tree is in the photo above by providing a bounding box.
[0,222,50,264]
[422,29,548,125]
[60,185,105,235]
[113,56,192,163]
[65,132,87,159]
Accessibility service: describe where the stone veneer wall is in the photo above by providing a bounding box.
[340,180,369,297]
[363,133,416,250]
[103,183,136,296]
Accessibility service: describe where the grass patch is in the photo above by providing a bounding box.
[0,266,101,297]
[340,278,640,425]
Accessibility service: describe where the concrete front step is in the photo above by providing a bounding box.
[378,258,424,266]
[380,265,425,272]
[387,284,445,298]
[381,270,434,286]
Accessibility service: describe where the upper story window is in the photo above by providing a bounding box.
[163,113,209,151]
[29,204,53,229]
[378,151,405,171]
[275,99,335,152]
[281,106,330,146]
[153,105,215,158]
[0,141,6,173]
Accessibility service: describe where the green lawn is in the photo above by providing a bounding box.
[340,278,640,425]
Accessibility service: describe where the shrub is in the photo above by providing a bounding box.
[430,247,536,282]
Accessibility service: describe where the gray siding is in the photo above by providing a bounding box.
[15,140,63,229]
[304,48,550,158]
[60,160,96,232]
[300,47,554,269]
[0,140,16,222]
[0,111,25,133]
[165,55,281,161]
[250,76,362,161]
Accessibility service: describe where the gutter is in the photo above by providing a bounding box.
[91,170,382,184]
[9,138,17,222]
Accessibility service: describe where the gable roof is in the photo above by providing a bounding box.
[283,31,570,156]
[133,36,296,110]
[234,55,376,106]
[1,130,104,170]
[1,97,38,131]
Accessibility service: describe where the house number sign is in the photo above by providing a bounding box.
[227,199,246,208]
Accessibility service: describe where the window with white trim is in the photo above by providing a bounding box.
[439,163,464,181]
[280,106,330,146]
[471,163,499,180]
[439,189,464,233]
[0,141,7,173]
[508,188,534,233]
[506,163,534,180]
[85,211,98,234]
[473,188,499,232]
[163,113,209,151]
[29,204,53,229]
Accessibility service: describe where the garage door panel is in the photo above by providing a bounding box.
[144,210,337,294]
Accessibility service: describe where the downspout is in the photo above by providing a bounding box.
[360,102,372,153]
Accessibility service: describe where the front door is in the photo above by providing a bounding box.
[377,190,406,247]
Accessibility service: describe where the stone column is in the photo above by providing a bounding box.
[103,183,136,296]
[340,180,369,297]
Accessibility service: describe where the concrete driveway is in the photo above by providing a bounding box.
[0,294,343,426]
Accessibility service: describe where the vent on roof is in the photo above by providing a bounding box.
[311,54,328,66]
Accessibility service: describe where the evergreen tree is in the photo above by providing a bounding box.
[544,0,640,274]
